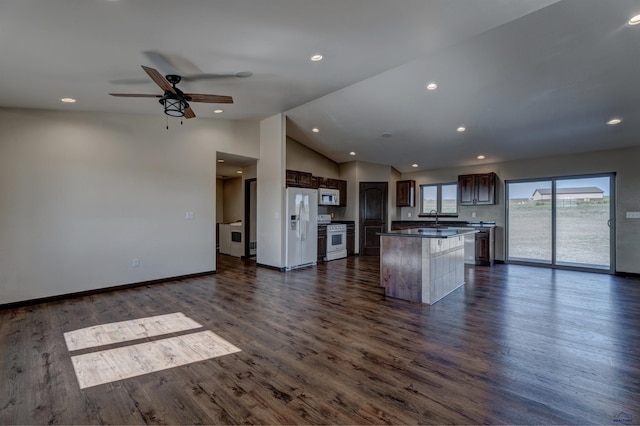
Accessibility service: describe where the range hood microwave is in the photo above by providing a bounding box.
[318,188,340,206]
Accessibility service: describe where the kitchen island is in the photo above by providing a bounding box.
[379,228,478,305]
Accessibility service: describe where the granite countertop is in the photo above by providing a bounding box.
[392,220,496,228]
[379,228,479,239]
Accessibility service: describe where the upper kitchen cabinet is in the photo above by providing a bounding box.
[286,169,313,188]
[458,173,497,205]
[396,180,416,207]
[336,179,347,207]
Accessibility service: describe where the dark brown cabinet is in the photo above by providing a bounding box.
[396,180,416,207]
[474,227,495,265]
[346,223,355,256]
[458,173,497,205]
[317,225,327,261]
[286,169,313,188]
[336,179,347,207]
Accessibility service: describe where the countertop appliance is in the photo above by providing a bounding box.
[326,223,347,261]
[318,188,340,206]
[285,187,318,270]
[317,214,332,225]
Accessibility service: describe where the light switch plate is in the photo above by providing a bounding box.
[626,211,640,219]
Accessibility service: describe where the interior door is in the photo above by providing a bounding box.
[359,182,388,256]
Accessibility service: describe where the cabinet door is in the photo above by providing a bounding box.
[324,178,339,189]
[337,179,347,206]
[285,169,299,187]
[475,232,490,263]
[297,171,313,188]
[317,226,327,261]
[475,173,496,205]
[346,224,355,256]
[396,180,415,207]
[458,175,476,205]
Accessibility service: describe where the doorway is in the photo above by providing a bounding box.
[506,173,615,273]
[359,182,388,256]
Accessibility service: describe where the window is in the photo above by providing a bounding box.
[420,183,458,216]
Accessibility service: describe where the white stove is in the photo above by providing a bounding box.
[325,223,347,261]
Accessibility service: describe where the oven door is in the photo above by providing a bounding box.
[327,230,346,252]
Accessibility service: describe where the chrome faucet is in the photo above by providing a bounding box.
[429,209,439,225]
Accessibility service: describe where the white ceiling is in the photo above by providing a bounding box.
[2,0,639,173]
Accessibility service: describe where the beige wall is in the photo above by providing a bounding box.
[0,108,260,304]
[222,177,243,223]
[286,137,340,178]
[400,146,640,274]
[256,114,286,268]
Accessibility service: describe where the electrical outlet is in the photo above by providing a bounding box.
[132,258,140,268]
[472,212,477,218]
[185,211,195,220]
[626,211,640,219]
[408,212,412,218]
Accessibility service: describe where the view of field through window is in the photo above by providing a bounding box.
[507,176,611,270]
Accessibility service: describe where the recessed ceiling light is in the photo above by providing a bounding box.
[607,118,622,125]
[381,132,393,138]
[349,151,356,156]
[310,54,323,62]
[477,155,486,160]
[236,170,243,174]
[628,14,640,25]
[312,127,319,133]
[217,159,225,163]
[60,98,76,103]
[426,82,438,90]
[213,109,223,114]
[457,126,466,132]
[412,163,419,168]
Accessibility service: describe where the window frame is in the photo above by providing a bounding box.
[418,182,459,217]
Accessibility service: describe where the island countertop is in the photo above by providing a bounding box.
[378,228,478,239]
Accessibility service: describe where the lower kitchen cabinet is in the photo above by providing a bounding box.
[318,225,327,261]
[346,223,355,256]
[474,227,495,265]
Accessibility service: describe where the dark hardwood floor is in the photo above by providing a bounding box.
[1,255,639,425]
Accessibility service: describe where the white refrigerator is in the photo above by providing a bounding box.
[285,187,318,270]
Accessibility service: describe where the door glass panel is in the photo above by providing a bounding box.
[555,177,610,269]
[507,180,552,263]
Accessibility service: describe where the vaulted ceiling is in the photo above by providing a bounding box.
[2,0,639,172]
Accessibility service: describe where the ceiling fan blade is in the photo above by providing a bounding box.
[184,107,196,119]
[109,93,163,98]
[182,71,253,81]
[141,65,175,94]
[186,93,234,104]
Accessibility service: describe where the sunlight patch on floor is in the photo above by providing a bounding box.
[64,312,202,351]
[64,313,240,389]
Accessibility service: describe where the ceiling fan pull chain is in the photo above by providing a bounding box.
[166,114,169,130]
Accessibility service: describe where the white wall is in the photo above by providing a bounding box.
[256,114,286,269]
[0,108,259,304]
[401,146,640,274]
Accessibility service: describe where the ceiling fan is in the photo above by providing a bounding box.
[109,65,233,119]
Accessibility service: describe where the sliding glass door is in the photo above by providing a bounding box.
[506,174,614,272]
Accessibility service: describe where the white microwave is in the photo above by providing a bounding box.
[318,188,340,206]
